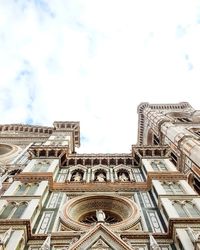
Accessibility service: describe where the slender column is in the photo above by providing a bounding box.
[86,168,91,183]
[129,170,134,181]
[113,169,118,181]
[83,170,87,182]
[67,170,72,181]
[91,170,95,181]
[106,170,110,181]
[109,168,114,182]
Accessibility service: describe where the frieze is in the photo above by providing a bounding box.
[53,182,147,192]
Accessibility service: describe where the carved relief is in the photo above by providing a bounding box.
[71,171,83,182]
[95,171,106,182]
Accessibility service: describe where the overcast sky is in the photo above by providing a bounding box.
[0,0,200,153]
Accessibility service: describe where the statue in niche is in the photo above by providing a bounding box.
[119,172,129,182]
[72,171,82,182]
[96,209,106,222]
[96,172,106,182]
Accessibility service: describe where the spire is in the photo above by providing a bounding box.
[149,234,160,250]
[41,234,51,250]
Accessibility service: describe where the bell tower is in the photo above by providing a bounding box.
[137,102,200,193]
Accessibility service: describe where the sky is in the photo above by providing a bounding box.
[0,0,200,153]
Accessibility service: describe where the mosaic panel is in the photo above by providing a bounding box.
[140,192,154,208]
[146,210,164,233]
[47,192,62,209]
[36,211,54,234]
[56,169,68,182]
[132,168,144,182]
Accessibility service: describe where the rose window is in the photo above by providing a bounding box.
[60,195,140,231]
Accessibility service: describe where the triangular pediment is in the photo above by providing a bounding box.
[90,237,111,249]
[68,223,132,250]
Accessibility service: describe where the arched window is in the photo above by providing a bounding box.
[77,159,83,165]
[12,202,28,219]
[185,202,200,217]
[26,183,39,195]
[68,159,75,166]
[85,159,91,165]
[151,161,167,171]
[15,184,28,195]
[162,182,184,195]
[15,183,38,196]
[173,202,188,217]
[32,161,49,172]
[93,159,100,165]
[173,201,200,218]
[151,162,159,171]
[0,202,16,219]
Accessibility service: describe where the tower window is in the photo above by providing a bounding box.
[177,118,191,123]
[193,130,200,137]
[153,134,160,145]
[170,152,177,166]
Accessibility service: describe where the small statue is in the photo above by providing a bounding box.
[119,172,128,182]
[96,209,106,222]
[73,172,82,182]
[96,172,106,182]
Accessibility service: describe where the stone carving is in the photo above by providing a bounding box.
[96,172,106,182]
[119,172,129,182]
[72,171,82,182]
[91,238,110,249]
[96,209,106,222]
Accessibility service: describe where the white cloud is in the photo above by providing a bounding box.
[0,0,200,152]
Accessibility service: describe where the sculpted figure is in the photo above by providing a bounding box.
[96,209,106,222]
[119,172,128,182]
[96,172,106,182]
[73,171,82,182]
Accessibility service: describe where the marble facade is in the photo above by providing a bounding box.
[0,104,200,249]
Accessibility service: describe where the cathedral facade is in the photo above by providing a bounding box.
[0,102,200,250]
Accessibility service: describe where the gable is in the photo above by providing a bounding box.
[68,223,132,250]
